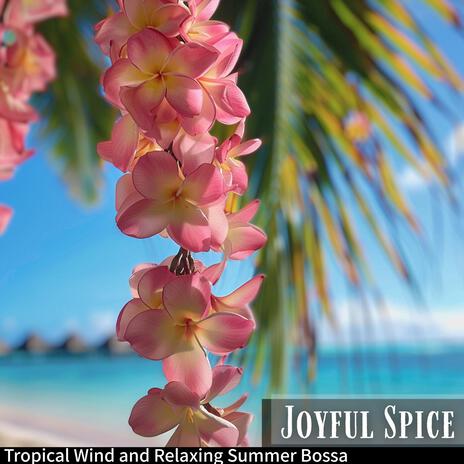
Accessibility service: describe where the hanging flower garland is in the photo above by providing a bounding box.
[0,0,68,234]
[96,0,267,447]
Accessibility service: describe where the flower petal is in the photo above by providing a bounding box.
[103,59,148,108]
[165,74,203,117]
[226,223,267,260]
[207,204,229,249]
[180,86,216,136]
[205,365,243,403]
[132,151,181,200]
[163,346,213,398]
[162,273,211,322]
[97,114,139,172]
[230,139,262,158]
[129,389,182,438]
[117,199,172,239]
[163,382,201,409]
[95,12,135,57]
[0,87,37,123]
[197,407,239,447]
[204,78,250,124]
[228,199,260,224]
[192,0,220,22]
[4,0,68,26]
[127,28,172,74]
[196,312,254,355]
[202,260,226,285]
[116,298,150,341]
[227,159,248,194]
[224,412,253,446]
[129,263,157,297]
[182,164,225,206]
[167,200,211,252]
[172,131,216,176]
[166,42,218,79]
[166,420,201,447]
[145,100,181,148]
[138,265,174,308]
[0,204,13,235]
[122,0,146,28]
[222,393,248,416]
[120,79,166,130]
[115,173,142,213]
[151,4,190,37]
[217,274,264,308]
[186,20,229,44]
[125,309,192,360]
[207,33,242,78]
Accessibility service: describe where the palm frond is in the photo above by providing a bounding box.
[214,0,462,389]
[35,0,115,202]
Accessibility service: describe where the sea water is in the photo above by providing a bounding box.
[0,345,463,445]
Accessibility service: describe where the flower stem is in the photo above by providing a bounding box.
[169,247,195,275]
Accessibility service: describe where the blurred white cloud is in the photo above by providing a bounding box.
[90,310,117,338]
[398,121,464,192]
[398,164,434,192]
[318,300,464,347]
[447,121,464,165]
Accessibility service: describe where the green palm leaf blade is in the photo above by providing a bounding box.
[35,0,115,203]
[214,0,461,389]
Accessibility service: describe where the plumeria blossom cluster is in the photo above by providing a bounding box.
[96,0,266,447]
[0,0,68,234]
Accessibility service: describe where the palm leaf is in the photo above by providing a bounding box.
[34,0,462,388]
[35,0,115,202]
[214,0,461,389]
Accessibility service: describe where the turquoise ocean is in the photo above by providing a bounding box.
[1,346,463,445]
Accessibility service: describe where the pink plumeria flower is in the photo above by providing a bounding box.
[128,257,226,299]
[212,199,267,260]
[2,0,68,28]
[117,265,175,340]
[172,129,217,175]
[108,100,183,152]
[0,81,37,123]
[203,370,253,448]
[211,274,264,325]
[130,377,242,446]
[3,29,56,96]
[199,32,250,126]
[142,99,182,149]
[182,32,251,135]
[130,363,251,446]
[0,204,13,235]
[0,118,33,180]
[97,114,160,172]
[122,273,254,397]
[95,0,189,61]
[344,110,372,143]
[216,120,262,194]
[103,28,219,134]
[116,150,228,252]
[181,0,229,44]
[129,262,159,297]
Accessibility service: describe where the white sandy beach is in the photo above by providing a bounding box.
[0,404,164,447]
[0,404,94,446]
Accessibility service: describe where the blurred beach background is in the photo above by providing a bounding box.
[2,0,464,448]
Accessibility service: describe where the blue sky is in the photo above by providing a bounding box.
[1,3,464,348]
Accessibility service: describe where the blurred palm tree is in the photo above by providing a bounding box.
[38,0,463,388]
